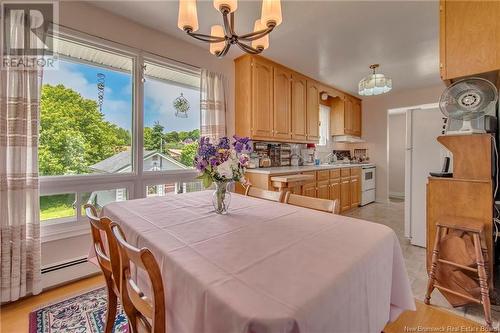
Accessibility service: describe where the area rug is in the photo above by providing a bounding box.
[29,287,129,333]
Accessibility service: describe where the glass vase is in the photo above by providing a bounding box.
[212,180,232,214]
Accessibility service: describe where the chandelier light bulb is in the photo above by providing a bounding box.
[178,0,199,32]
[213,0,238,13]
[209,25,226,55]
[251,19,269,50]
[261,0,282,27]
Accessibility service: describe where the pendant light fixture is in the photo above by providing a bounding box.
[178,0,282,58]
[358,64,392,96]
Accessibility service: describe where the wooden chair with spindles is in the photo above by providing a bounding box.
[284,192,340,214]
[111,223,166,333]
[244,185,284,202]
[84,204,119,333]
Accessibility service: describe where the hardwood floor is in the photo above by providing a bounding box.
[0,274,491,333]
[0,274,104,333]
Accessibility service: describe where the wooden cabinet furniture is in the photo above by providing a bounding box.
[251,57,274,139]
[235,55,363,143]
[426,135,494,304]
[440,0,500,80]
[330,95,362,137]
[235,55,321,143]
[239,167,362,213]
[273,66,292,140]
[291,73,308,141]
[306,80,321,142]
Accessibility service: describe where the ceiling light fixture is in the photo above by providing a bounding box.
[178,0,282,58]
[358,64,392,96]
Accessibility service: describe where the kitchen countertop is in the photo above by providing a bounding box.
[245,163,375,175]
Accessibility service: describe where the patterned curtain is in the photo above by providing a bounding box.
[0,10,43,302]
[200,69,227,141]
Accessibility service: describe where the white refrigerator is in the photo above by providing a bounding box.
[404,106,448,247]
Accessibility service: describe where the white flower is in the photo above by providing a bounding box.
[217,159,234,179]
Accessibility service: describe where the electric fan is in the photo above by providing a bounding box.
[439,77,498,135]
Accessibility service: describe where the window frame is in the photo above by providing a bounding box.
[40,27,201,241]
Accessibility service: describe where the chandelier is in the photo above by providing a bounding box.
[178,0,282,57]
[358,64,392,96]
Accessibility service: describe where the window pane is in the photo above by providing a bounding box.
[143,61,200,172]
[40,38,133,176]
[319,105,330,146]
[40,193,76,221]
[146,181,204,197]
[80,188,128,215]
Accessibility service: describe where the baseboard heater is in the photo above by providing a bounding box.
[41,256,100,290]
[41,256,88,274]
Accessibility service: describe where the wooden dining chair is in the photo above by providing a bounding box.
[245,185,284,202]
[284,192,340,214]
[84,204,119,333]
[111,223,166,333]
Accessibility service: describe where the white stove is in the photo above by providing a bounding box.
[360,165,376,206]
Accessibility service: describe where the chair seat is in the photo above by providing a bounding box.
[436,216,484,233]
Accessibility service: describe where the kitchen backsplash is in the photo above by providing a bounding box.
[251,140,370,167]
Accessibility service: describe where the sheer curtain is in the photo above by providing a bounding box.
[0,10,43,302]
[200,69,227,141]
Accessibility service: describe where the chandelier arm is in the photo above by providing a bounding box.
[186,31,226,43]
[236,41,262,54]
[217,42,232,57]
[238,26,274,41]
[222,12,235,37]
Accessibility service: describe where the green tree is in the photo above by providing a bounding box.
[180,142,198,167]
[39,84,129,175]
[164,130,179,143]
[151,121,165,152]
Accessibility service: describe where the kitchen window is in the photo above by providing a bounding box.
[318,105,331,146]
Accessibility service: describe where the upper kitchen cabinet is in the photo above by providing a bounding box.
[331,95,362,137]
[291,73,308,141]
[273,65,292,140]
[440,0,500,80]
[235,55,320,143]
[306,79,321,142]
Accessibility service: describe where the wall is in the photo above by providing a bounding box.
[388,113,406,198]
[361,83,445,202]
[41,1,235,287]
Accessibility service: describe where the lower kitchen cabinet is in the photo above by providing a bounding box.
[317,180,330,200]
[242,167,362,213]
[340,177,351,212]
[302,182,316,198]
[329,178,340,204]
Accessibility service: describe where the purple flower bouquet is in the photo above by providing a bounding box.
[194,136,252,214]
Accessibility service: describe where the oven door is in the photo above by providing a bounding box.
[362,167,376,191]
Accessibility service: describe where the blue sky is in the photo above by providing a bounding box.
[43,59,200,132]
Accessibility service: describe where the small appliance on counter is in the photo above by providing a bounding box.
[301,143,316,165]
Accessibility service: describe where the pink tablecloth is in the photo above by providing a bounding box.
[94,190,414,333]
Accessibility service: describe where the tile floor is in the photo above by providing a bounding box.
[345,199,500,328]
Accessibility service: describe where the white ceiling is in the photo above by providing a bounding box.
[89,0,441,95]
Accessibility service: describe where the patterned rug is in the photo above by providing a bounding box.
[29,287,129,333]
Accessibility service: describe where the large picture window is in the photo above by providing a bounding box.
[39,30,202,231]
[143,61,200,172]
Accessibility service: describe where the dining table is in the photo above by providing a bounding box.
[91,190,415,333]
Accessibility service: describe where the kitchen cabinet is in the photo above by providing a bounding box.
[440,0,500,80]
[251,57,274,139]
[350,168,361,208]
[242,167,362,213]
[331,96,362,137]
[273,66,292,139]
[235,55,321,143]
[317,180,330,200]
[291,73,308,141]
[303,183,317,198]
[306,80,320,142]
